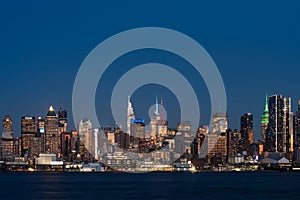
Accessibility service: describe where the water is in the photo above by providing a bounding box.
[0,172,299,200]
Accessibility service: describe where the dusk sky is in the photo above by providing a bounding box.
[1,1,300,140]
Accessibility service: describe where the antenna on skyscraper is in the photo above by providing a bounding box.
[160,96,165,121]
[155,95,159,116]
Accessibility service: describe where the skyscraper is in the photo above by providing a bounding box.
[57,108,67,157]
[58,108,67,133]
[283,97,294,155]
[150,96,162,140]
[45,106,59,154]
[21,116,36,155]
[2,115,13,139]
[208,113,228,163]
[36,117,45,138]
[293,100,300,148]
[267,95,293,153]
[126,96,135,135]
[0,116,14,160]
[261,95,269,143]
[212,112,228,134]
[240,113,254,152]
[78,119,93,154]
[131,119,146,139]
[226,129,240,157]
[36,117,45,154]
[196,126,208,158]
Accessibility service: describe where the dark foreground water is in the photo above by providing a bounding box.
[0,172,299,200]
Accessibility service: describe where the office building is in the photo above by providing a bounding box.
[21,116,36,155]
[240,113,254,153]
[45,106,59,154]
[267,95,293,154]
[293,100,300,148]
[2,115,13,139]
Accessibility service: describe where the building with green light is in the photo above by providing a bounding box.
[261,95,269,144]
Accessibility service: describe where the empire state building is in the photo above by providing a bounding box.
[127,96,135,135]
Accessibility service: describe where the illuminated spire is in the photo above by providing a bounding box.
[261,94,269,124]
[49,106,55,112]
[160,96,165,121]
[264,94,269,112]
[47,105,57,118]
[127,95,135,135]
[155,95,159,116]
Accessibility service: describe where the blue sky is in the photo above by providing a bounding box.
[0,1,300,139]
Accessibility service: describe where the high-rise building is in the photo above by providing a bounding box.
[21,116,36,155]
[131,119,145,139]
[240,113,254,153]
[293,100,300,148]
[208,113,228,162]
[126,96,135,135]
[70,129,80,156]
[36,117,45,154]
[267,95,293,153]
[2,115,13,139]
[61,132,71,160]
[196,126,208,158]
[208,132,227,164]
[115,129,130,150]
[58,108,67,133]
[283,97,294,155]
[45,106,59,154]
[212,112,228,134]
[36,117,45,137]
[226,128,240,157]
[150,96,163,141]
[0,116,14,160]
[78,119,93,154]
[261,95,269,143]
[176,121,194,155]
[29,137,42,159]
[57,108,67,157]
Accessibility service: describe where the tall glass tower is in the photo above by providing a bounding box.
[267,95,293,153]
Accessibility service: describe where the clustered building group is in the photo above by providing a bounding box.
[1,94,300,171]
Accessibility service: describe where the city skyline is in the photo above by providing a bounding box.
[1,93,300,141]
[2,92,300,172]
